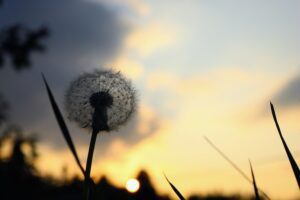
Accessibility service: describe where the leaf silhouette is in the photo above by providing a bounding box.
[42,73,85,176]
[249,160,261,200]
[270,102,300,189]
[164,173,186,200]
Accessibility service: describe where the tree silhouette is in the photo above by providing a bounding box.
[0,0,49,70]
[0,0,49,131]
[0,24,49,70]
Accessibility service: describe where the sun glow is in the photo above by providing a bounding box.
[126,179,140,193]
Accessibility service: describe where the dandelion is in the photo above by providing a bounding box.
[64,70,136,200]
[43,70,136,200]
[65,70,136,132]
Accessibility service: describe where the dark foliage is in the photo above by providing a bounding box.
[0,24,49,70]
[0,1,48,127]
[189,194,246,200]
[135,170,170,200]
[0,130,171,200]
[0,131,257,200]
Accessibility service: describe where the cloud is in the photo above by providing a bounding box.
[0,0,128,60]
[273,73,300,107]
[0,0,158,152]
[145,68,264,97]
[125,23,175,57]
[106,56,144,79]
[95,0,150,16]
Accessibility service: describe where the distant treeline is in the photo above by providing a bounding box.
[0,130,257,200]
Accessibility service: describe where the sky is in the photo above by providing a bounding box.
[0,0,300,199]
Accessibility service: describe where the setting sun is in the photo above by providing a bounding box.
[126,179,140,193]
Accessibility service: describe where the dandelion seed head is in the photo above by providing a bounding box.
[65,70,136,131]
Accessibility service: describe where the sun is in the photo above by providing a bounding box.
[126,178,140,193]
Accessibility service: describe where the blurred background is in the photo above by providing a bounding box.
[0,0,299,199]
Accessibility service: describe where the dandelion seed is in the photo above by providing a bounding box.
[65,70,136,132]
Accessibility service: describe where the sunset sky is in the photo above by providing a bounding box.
[1,0,300,199]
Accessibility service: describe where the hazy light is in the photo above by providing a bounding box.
[126,178,140,193]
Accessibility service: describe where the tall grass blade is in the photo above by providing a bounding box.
[270,102,300,189]
[164,173,186,200]
[249,160,260,200]
[42,73,85,176]
[204,136,271,200]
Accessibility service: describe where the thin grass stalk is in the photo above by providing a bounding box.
[164,174,186,200]
[204,136,271,200]
[249,160,260,200]
[42,73,85,176]
[204,136,251,182]
[270,102,300,189]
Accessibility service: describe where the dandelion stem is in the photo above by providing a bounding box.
[84,129,98,200]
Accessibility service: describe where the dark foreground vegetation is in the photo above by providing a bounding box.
[0,128,258,200]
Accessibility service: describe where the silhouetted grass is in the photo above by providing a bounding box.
[163,102,300,200]
[42,73,85,176]
[164,173,186,200]
[203,136,271,200]
[249,160,260,200]
[270,102,300,189]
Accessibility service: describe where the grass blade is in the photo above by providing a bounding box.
[204,136,271,200]
[249,160,261,200]
[42,73,85,176]
[270,102,300,189]
[203,136,251,182]
[164,173,186,200]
